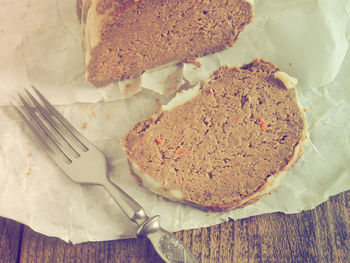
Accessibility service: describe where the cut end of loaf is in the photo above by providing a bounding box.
[81,0,254,87]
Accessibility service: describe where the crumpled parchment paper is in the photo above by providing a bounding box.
[0,0,349,243]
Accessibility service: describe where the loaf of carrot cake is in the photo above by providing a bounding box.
[77,0,254,87]
[122,58,306,211]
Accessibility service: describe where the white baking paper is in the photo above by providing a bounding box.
[0,0,350,243]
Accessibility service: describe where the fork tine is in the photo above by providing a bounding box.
[13,102,55,154]
[32,85,90,151]
[18,93,73,163]
[13,102,70,167]
[24,89,81,158]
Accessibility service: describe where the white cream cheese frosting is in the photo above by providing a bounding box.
[129,161,185,201]
[274,71,298,90]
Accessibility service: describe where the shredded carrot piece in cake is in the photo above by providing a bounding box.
[120,50,132,56]
[177,147,192,156]
[177,150,185,155]
[155,138,163,145]
[258,117,267,132]
[234,115,241,121]
[187,25,199,31]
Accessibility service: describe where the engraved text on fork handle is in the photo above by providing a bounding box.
[137,216,199,263]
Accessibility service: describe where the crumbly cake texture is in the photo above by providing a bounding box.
[122,59,306,211]
[77,0,254,87]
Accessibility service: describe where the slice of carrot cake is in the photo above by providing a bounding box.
[122,58,306,211]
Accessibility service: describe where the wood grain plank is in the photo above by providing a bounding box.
[0,217,23,263]
[327,191,350,262]
[15,191,350,263]
[19,226,171,263]
[312,191,350,263]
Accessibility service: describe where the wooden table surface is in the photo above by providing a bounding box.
[0,190,349,263]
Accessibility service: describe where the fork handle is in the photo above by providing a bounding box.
[102,178,148,225]
[103,179,198,262]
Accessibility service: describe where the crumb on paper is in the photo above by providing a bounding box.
[167,75,180,83]
[88,111,96,120]
[26,141,31,146]
[124,83,136,96]
[155,98,161,107]
[25,167,31,177]
[81,122,87,129]
[79,104,88,110]
[106,114,111,120]
[206,211,212,216]
[166,86,177,92]
[289,62,292,66]
[183,57,201,69]
[304,108,308,112]
[27,153,32,158]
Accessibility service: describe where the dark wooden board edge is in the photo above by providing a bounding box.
[0,217,23,263]
[1,191,349,263]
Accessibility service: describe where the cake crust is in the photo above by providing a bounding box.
[122,58,306,211]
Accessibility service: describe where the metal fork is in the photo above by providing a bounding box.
[14,86,198,263]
